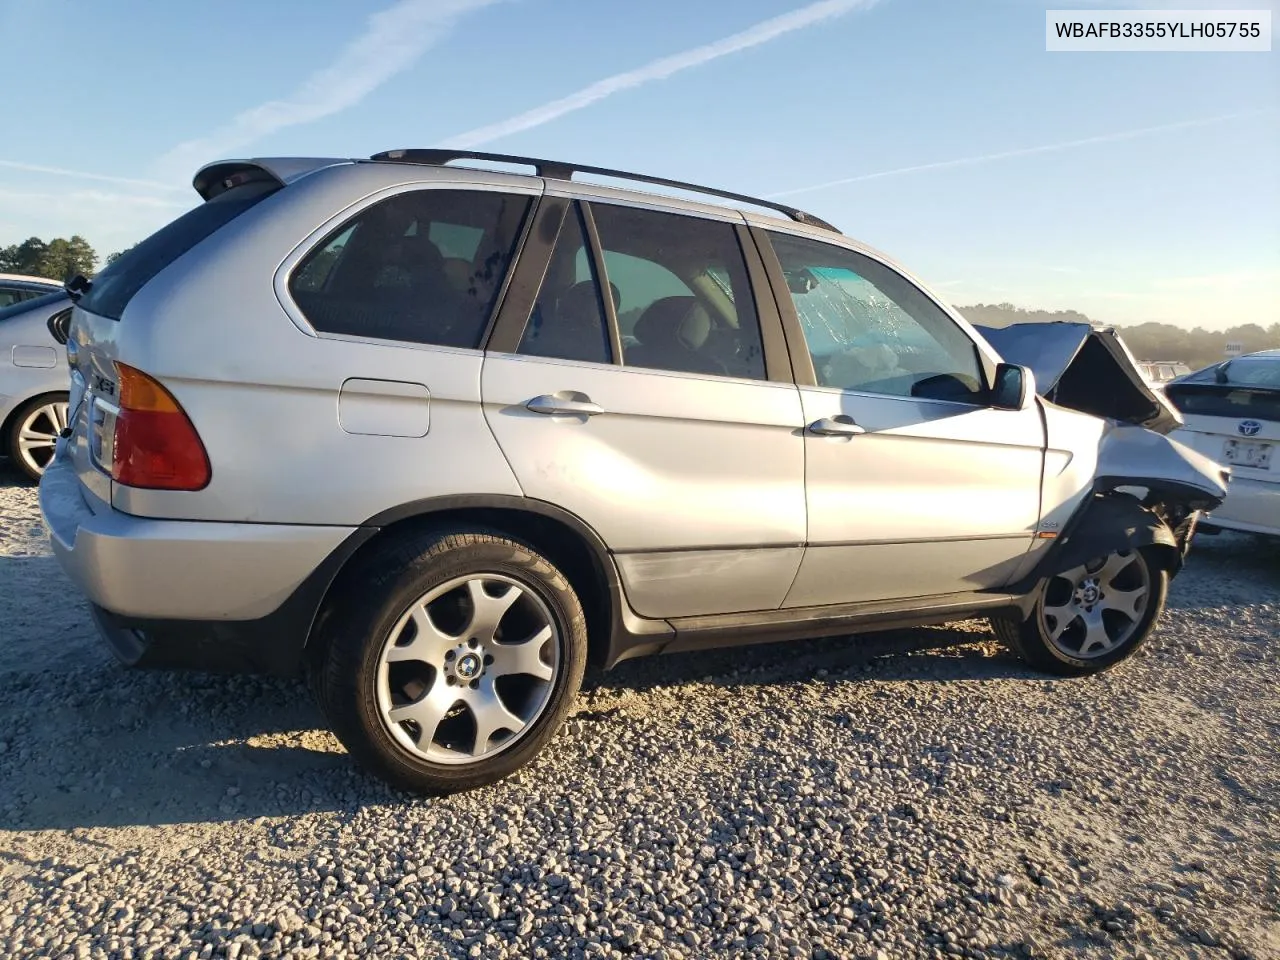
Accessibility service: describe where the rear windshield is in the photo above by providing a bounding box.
[78,179,280,320]
[1180,356,1280,389]
[1165,383,1280,422]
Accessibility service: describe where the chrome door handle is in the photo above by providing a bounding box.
[808,415,866,437]
[526,394,605,417]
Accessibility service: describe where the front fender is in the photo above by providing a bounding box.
[1051,494,1180,575]
[1009,493,1185,601]
[1096,425,1229,508]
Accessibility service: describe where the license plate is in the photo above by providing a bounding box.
[1223,439,1273,469]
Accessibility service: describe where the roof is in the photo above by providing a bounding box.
[0,273,62,288]
[190,150,841,231]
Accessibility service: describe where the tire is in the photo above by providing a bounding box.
[991,545,1168,676]
[6,393,69,482]
[313,526,588,794]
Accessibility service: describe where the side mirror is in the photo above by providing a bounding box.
[992,363,1037,411]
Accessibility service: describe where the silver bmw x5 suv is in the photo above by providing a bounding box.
[40,149,1228,793]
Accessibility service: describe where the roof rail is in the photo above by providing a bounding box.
[369,148,841,233]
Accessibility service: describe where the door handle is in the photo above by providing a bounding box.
[808,415,866,437]
[526,394,605,417]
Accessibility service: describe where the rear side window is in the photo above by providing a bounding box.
[518,205,612,364]
[0,291,68,322]
[79,180,280,321]
[590,203,766,380]
[290,189,532,350]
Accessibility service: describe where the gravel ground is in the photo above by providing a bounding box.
[1,461,1277,960]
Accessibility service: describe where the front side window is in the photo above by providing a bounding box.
[290,189,531,349]
[590,203,765,380]
[769,232,985,403]
[517,206,612,365]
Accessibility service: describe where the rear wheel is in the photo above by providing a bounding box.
[7,393,68,481]
[313,527,587,794]
[992,546,1168,675]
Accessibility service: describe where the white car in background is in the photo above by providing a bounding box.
[1136,360,1191,386]
[1164,350,1279,539]
[0,291,73,480]
[0,272,62,308]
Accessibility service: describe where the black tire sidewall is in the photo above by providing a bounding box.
[1021,546,1169,675]
[319,530,587,794]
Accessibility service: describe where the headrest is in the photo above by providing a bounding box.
[390,233,445,271]
[557,281,603,322]
[633,296,711,351]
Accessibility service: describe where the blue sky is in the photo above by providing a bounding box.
[0,0,1275,330]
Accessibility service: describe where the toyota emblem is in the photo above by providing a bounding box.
[1238,420,1261,437]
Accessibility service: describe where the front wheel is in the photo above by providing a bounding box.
[992,546,1169,676]
[313,527,588,794]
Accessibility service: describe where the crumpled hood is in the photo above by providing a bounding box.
[976,321,1183,435]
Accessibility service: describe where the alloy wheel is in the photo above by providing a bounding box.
[16,400,68,477]
[375,574,560,765]
[1037,550,1152,659]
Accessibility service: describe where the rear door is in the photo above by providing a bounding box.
[754,226,1045,606]
[481,196,806,619]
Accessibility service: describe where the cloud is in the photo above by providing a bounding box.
[0,160,183,193]
[0,187,193,254]
[443,0,882,148]
[766,109,1277,198]
[0,187,189,210]
[153,0,504,181]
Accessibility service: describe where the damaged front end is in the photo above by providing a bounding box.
[976,320,1184,435]
[979,322,1229,580]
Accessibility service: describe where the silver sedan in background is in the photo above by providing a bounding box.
[0,291,72,480]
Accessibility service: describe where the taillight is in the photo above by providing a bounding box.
[111,363,211,490]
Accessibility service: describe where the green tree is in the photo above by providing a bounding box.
[0,235,96,281]
[0,237,49,275]
[41,236,97,281]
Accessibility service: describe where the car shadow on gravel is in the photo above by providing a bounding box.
[1186,530,1279,577]
[0,459,35,487]
[4,624,1042,832]
[586,623,1039,696]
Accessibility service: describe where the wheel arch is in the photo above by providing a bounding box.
[1009,489,1184,606]
[309,495,627,670]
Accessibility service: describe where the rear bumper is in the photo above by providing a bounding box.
[39,453,370,674]
[1203,476,1279,537]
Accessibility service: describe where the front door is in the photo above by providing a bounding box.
[481,199,806,619]
[757,228,1045,607]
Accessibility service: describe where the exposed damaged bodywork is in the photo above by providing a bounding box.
[978,321,1229,587]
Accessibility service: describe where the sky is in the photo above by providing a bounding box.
[0,0,1276,331]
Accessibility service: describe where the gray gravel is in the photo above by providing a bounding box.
[1,462,1277,960]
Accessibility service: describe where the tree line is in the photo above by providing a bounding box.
[4,235,1275,371]
[1,235,133,282]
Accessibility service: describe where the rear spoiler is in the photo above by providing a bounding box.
[191,157,349,201]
